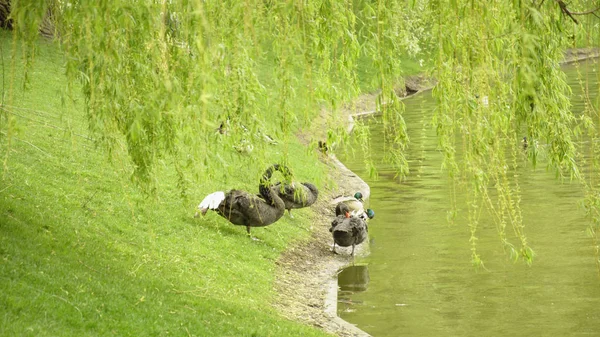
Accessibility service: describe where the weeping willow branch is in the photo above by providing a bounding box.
[430,0,591,264]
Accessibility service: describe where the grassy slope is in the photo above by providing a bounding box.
[0,24,431,335]
[0,32,331,336]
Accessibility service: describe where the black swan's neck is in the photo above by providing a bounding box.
[259,164,289,204]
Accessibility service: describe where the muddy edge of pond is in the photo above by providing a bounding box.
[272,48,599,337]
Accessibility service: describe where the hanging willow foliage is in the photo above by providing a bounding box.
[4,0,408,191]
[431,0,599,265]
[2,0,600,264]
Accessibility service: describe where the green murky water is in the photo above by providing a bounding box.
[339,60,600,336]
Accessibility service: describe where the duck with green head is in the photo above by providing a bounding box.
[334,192,375,220]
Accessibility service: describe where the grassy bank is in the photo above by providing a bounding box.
[0,32,334,336]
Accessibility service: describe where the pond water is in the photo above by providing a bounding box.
[339,60,600,336]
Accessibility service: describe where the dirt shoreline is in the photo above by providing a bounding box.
[272,48,599,337]
[272,153,372,336]
[271,76,436,337]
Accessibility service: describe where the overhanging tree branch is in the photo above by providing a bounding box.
[557,0,579,24]
[556,0,600,24]
[569,6,600,20]
[569,6,600,15]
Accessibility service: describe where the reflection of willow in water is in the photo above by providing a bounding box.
[337,265,370,314]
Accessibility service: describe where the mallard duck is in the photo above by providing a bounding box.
[334,192,375,220]
[338,191,364,206]
[272,181,319,217]
[335,202,375,220]
[329,213,369,256]
[196,164,287,236]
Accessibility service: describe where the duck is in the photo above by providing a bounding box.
[195,164,287,236]
[334,192,375,220]
[329,212,369,256]
[272,181,319,217]
[336,202,375,220]
[522,136,528,150]
[318,140,328,155]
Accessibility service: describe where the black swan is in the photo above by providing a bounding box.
[329,214,369,256]
[196,164,287,236]
[273,181,319,217]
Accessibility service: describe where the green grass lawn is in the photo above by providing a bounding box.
[0,32,333,337]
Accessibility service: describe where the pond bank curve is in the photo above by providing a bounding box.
[273,48,599,337]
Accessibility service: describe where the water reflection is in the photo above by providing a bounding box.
[338,265,370,313]
[339,265,370,292]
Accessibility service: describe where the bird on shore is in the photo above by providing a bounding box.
[334,191,363,209]
[329,212,369,256]
[335,202,375,219]
[196,164,288,236]
[334,192,375,220]
[272,181,319,217]
[335,202,375,220]
[318,140,329,155]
